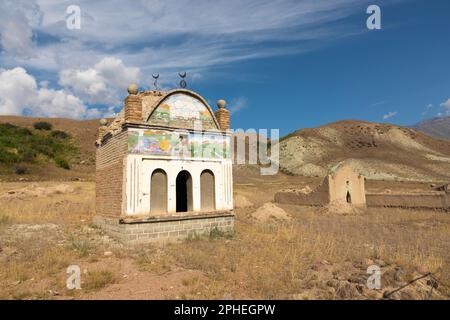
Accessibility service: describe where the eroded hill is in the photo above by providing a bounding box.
[279,120,450,182]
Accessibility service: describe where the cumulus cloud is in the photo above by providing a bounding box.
[383,111,398,120]
[0,67,101,118]
[58,57,140,105]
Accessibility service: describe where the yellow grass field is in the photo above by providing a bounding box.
[0,180,449,300]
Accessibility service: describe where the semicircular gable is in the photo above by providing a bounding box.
[146,91,219,130]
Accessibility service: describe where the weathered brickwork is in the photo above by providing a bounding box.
[95,88,234,243]
[366,193,449,210]
[96,131,128,216]
[215,108,230,130]
[124,94,143,123]
[93,214,235,243]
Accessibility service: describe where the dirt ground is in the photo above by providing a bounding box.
[0,177,449,300]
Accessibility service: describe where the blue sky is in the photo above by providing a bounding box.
[0,0,449,136]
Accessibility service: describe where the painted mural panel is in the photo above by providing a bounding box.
[148,93,217,130]
[128,129,231,159]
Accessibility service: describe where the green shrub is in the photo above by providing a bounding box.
[50,130,70,139]
[0,123,77,169]
[55,157,70,170]
[33,122,53,130]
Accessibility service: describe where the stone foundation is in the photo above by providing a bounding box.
[93,211,235,244]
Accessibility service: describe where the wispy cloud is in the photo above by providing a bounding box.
[383,111,398,120]
[229,97,249,114]
[0,0,386,118]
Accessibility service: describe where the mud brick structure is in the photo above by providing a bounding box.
[95,85,234,243]
[275,163,450,210]
[275,164,366,207]
[366,192,450,210]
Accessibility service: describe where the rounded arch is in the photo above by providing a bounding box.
[150,169,167,214]
[200,169,216,211]
[176,170,193,212]
[145,89,220,129]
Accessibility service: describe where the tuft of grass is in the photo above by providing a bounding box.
[83,270,117,291]
[209,227,233,240]
[55,157,70,170]
[67,235,92,257]
[0,211,11,225]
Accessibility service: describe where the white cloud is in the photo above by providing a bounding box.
[436,98,450,116]
[58,57,140,105]
[383,111,398,120]
[0,0,42,57]
[1,0,376,75]
[0,67,102,118]
[0,67,37,115]
[229,97,249,114]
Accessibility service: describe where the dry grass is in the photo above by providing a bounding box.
[83,270,117,291]
[0,181,94,225]
[0,181,449,299]
[163,205,450,299]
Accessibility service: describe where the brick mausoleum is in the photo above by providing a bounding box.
[94,84,234,243]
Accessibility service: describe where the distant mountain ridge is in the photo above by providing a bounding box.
[411,116,450,140]
[279,120,450,182]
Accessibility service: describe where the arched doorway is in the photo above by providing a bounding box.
[201,170,215,211]
[176,170,193,212]
[346,191,352,204]
[150,169,167,214]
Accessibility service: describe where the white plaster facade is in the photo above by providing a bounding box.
[124,153,233,216]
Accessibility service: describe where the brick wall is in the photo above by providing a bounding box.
[96,131,128,216]
[215,108,230,130]
[124,95,142,122]
[366,193,449,209]
[93,213,235,243]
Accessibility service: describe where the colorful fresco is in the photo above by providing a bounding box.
[148,93,217,130]
[128,129,231,159]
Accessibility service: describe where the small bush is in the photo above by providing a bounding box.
[55,157,70,170]
[0,212,11,225]
[50,130,70,139]
[33,122,53,131]
[68,236,91,257]
[209,227,233,240]
[14,166,28,175]
[83,270,117,291]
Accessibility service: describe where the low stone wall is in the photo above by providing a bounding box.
[366,193,449,210]
[274,178,330,206]
[93,211,235,244]
[274,189,328,206]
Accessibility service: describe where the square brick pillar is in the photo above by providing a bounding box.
[214,99,230,130]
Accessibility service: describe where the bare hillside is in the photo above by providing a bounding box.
[0,116,100,181]
[412,116,450,140]
[279,120,450,182]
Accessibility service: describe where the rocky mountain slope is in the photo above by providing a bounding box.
[411,116,450,140]
[278,120,450,182]
[2,116,450,183]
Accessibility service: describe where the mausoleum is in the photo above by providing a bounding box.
[94,84,234,243]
